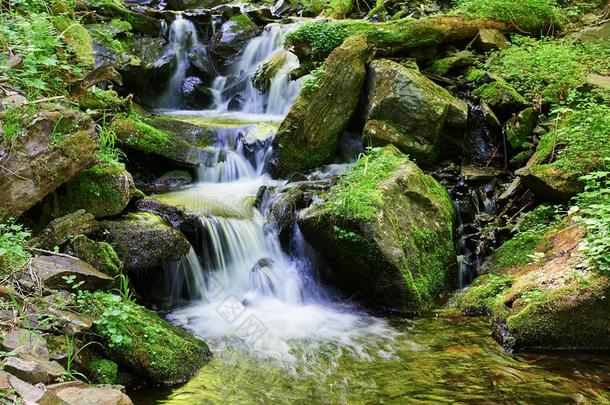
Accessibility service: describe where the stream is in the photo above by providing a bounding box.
[134,17,610,404]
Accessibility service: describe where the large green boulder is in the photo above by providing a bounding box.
[77,291,212,386]
[460,222,610,351]
[43,162,136,219]
[364,59,468,164]
[271,34,375,177]
[100,213,190,272]
[298,145,457,313]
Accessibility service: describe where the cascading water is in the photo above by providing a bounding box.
[210,23,301,116]
[154,21,394,365]
[160,15,201,108]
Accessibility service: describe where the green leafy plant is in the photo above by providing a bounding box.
[76,291,134,349]
[572,171,610,273]
[0,220,31,275]
[114,274,134,303]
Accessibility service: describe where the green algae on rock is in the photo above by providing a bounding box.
[76,291,212,386]
[271,34,375,177]
[298,145,457,313]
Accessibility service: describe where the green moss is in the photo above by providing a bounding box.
[521,103,610,196]
[516,204,558,233]
[67,235,123,277]
[300,0,353,17]
[464,68,486,83]
[0,105,38,143]
[76,291,211,385]
[89,358,119,384]
[286,0,560,61]
[228,14,257,33]
[461,273,514,314]
[51,15,94,67]
[326,146,407,221]
[506,107,537,149]
[473,80,528,108]
[77,89,131,111]
[487,231,543,273]
[110,115,171,154]
[52,161,131,218]
[484,36,610,103]
[453,0,561,33]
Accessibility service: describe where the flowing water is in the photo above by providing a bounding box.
[137,17,610,404]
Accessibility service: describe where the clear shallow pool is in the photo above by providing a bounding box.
[133,304,610,404]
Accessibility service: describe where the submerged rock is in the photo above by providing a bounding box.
[99,213,190,272]
[460,223,610,351]
[77,291,212,386]
[0,108,98,221]
[298,146,457,313]
[271,34,375,177]
[364,59,468,164]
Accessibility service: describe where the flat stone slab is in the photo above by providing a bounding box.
[30,255,113,290]
[2,328,49,359]
[56,386,133,405]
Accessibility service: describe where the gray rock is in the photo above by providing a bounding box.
[2,329,49,359]
[475,29,509,51]
[29,255,113,291]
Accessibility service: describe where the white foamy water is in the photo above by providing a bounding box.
[156,19,398,367]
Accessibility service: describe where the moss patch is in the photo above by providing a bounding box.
[76,291,211,385]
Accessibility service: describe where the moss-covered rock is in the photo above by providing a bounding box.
[45,162,135,219]
[516,104,610,202]
[88,357,119,385]
[110,115,213,167]
[364,59,468,164]
[284,0,559,63]
[271,35,375,177]
[298,145,456,313]
[78,0,161,36]
[51,16,95,67]
[461,222,610,351]
[0,108,98,221]
[65,234,123,277]
[473,79,529,118]
[428,50,475,76]
[76,89,132,112]
[100,213,190,272]
[505,107,537,150]
[252,51,289,93]
[77,291,211,386]
[210,14,260,66]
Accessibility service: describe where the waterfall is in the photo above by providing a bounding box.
[161,15,201,108]
[210,23,301,116]
[155,20,393,364]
